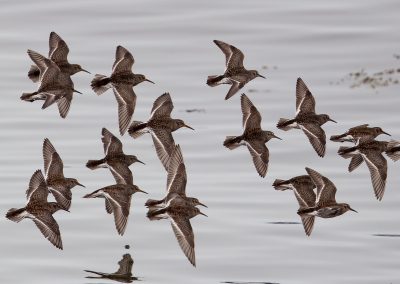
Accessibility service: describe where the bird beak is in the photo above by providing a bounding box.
[138,189,148,194]
[77,182,85,188]
[184,124,194,130]
[145,79,155,84]
[198,202,208,208]
[136,159,145,165]
[383,131,391,136]
[199,211,208,217]
[81,68,91,74]
[273,134,282,140]
[350,207,358,213]
[329,118,337,123]
[73,89,83,94]
[258,74,266,79]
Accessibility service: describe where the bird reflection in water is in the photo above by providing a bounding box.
[85,253,137,283]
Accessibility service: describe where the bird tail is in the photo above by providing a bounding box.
[6,208,26,223]
[145,199,164,208]
[147,207,167,217]
[272,179,291,191]
[28,65,40,82]
[223,135,243,150]
[128,121,148,139]
[276,118,295,131]
[20,92,39,102]
[90,74,111,95]
[86,158,106,170]
[385,140,400,161]
[207,75,224,86]
[338,146,356,159]
[330,133,347,142]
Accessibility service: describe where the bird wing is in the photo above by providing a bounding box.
[213,40,244,70]
[300,123,326,157]
[225,79,244,100]
[246,140,269,178]
[295,78,311,111]
[166,145,187,195]
[112,46,134,74]
[348,124,369,132]
[362,151,387,201]
[300,215,315,236]
[105,191,131,235]
[108,161,133,185]
[26,170,48,203]
[150,129,176,171]
[43,138,59,177]
[169,213,196,266]
[306,167,337,207]
[150,93,174,119]
[292,182,316,209]
[297,90,316,115]
[48,32,69,64]
[49,185,72,210]
[101,128,123,155]
[56,92,72,119]
[47,152,65,180]
[27,50,59,87]
[32,211,63,249]
[115,254,134,275]
[113,85,136,135]
[348,154,364,172]
[241,94,262,133]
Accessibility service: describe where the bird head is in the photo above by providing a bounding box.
[343,203,358,213]
[320,114,337,125]
[128,155,145,165]
[374,127,391,136]
[265,131,282,141]
[188,197,208,208]
[71,64,90,75]
[174,119,194,131]
[69,178,85,188]
[136,74,155,84]
[249,70,266,79]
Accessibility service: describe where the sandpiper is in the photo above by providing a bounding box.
[91,45,154,135]
[86,128,144,185]
[207,40,265,100]
[273,175,316,236]
[85,253,136,282]
[298,167,357,218]
[128,93,194,171]
[330,124,390,143]
[84,184,147,235]
[277,78,336,157]
[147,196,207,267]
[223,94,281,177]
[21,50,82,118]
[145,144,206,208]
[338,139,400,200]
[28,31,90,83]
[43,138,85,210]
[6,170,67,249]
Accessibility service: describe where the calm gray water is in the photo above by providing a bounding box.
[1,0,400,283]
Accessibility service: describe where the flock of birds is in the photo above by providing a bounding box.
[5,32,400,267]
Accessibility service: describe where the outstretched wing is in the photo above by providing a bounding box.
[26,170,48,203]
[169,213,196,266]
[362,152,387,201]
[112,45,134,74]
[246,140,269,178]
[113,85,136,135]
[213,40,244,70]
[306,167,337,207]
[32,212,63,249]
[48,32,69,64]
[300,123,326,157]
[150,129,176,171]
[150,93,174,119]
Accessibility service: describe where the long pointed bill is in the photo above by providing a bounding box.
[138,189,148,194]
[329,118,337,123]
[81,69,91,74]
[350,207,358,213]
[136,159,146,165]
[77,182,85,188]
[273,134,282,140]
[184,124,194,130]
[198,202,208,208]
[199,211,208,217]
[383,131,391,136]
[145,79,155,84]
[73,89,83,94]
[258,74,266,79]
